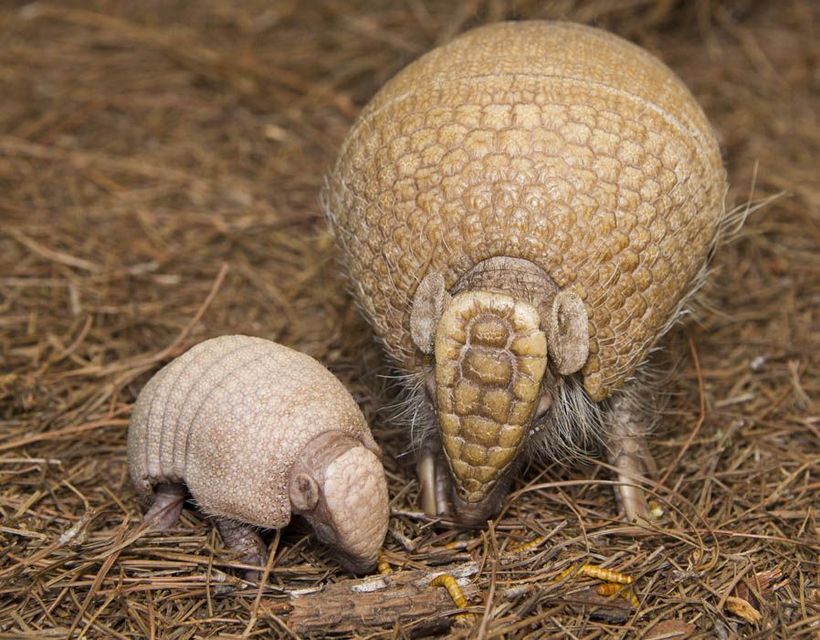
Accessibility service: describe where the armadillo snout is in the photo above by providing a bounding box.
[448,476,519,525]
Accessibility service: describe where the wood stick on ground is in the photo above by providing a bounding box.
[260,562,480,634]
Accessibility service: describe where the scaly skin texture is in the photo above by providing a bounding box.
[127,335,388,573]
[326,21,727,521]
[326,20,726,402]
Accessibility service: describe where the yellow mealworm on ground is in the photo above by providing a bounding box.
[443,540,471,550]
[430,573,474,623]
[556,564,634,585]
[595,582,640,606]
[596,583,624,597]
[508,535,546,553]
[578,564,634,584]
[377,552,392,575]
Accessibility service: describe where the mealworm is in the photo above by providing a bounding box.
[508,535,546,553]
[377,552,392,575]
[430,573,474,623]
[556,563,634,585]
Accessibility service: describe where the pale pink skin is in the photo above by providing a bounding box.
[128,335,389,577]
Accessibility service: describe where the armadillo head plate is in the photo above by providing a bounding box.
[290,435,389,574]
[319,446,389,573]
[434,291,548,511]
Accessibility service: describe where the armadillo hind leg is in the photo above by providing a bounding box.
[215,518,267,581]
[606,398,656,523]
[144,482,187,530]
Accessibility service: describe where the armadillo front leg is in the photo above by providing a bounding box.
[418,441,453,517]
[215,518,267,581]
[144,482,187,530]
[606,396,656,523]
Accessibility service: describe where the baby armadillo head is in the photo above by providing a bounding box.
[411,269,589,523]
[289,433,388,573]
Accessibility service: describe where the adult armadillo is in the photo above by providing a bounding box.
[127,335,389,574]
[325,21,727,524]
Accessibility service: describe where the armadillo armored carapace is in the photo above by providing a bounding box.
[127,335,389,575]
[325,21,727,524]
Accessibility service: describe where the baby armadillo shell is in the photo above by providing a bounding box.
[127,335,379,527]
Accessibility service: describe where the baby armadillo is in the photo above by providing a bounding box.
[325,21,727,524]
[127,335,389,574]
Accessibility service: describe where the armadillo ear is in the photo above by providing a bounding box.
[289,473,320,513]
[547,291,589,375]
[410,272,451,355]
